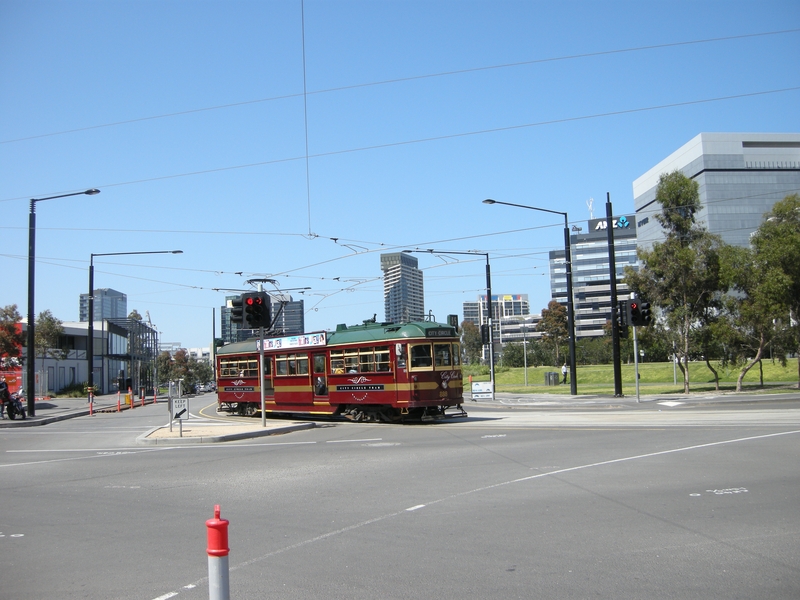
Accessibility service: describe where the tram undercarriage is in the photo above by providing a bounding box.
[340,403,467,423]
[218,401,467,422]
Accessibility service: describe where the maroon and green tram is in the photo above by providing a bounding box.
[215,320,465,422]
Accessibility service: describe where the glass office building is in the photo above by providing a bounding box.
[79,288,127,322]
[220,294,305,344]
[549,217,638,338]
[634,133,800,250]
[381,252,424,323]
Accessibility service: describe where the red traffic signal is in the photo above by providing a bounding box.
[243,292,270,328]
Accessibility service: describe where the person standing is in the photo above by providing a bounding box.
[0,376,9,419]
[561,363,568,385]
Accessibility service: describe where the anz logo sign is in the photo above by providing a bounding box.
[592,216,632,231]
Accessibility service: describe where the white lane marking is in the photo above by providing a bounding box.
[0,447,168,468]
[658,401,685,407]
[152,428,800,600]
[406,505,426,511]
[327,438,382,443]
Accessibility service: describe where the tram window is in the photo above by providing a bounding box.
[359,348,375,372]
[345,349,359,373]
[220,358,257,377]
[276,357,287,376]
[275,353,309,376]
[375,346,390,372]
[313,354,326,374]
[434,344,452,367]
[452,343,462,366]
[330,350,345,373]
[410,344,433,369]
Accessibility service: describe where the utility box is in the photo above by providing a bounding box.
[545,371,560,386]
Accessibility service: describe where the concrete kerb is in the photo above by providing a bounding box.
[0,393,164,428]
[136,422,316,445]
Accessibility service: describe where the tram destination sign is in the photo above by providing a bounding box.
[257,331,327,351]
[426,327,455,338]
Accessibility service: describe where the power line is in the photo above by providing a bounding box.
[3,86,798,205]
[3,28,796,146]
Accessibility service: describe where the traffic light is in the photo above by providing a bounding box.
[627,299,653,327]
[243,292,271,329]
[639,302,652,327]
[230,295,244,324]
[480,324,490,344]
[627,299,641,326]
[617,300,628,338]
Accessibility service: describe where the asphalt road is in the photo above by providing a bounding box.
[2,395,799,600]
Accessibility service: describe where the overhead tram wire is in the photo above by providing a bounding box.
[2,28,797,146]
[4,85,798,206]
[300,0,314,238]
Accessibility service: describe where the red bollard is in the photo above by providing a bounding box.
[117,390,121,413]
[206,505,230,600]
[128,387,133,409]
[89,392,93,416]
[153,386,157,405]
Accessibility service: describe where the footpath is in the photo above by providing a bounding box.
[0,393,315,444]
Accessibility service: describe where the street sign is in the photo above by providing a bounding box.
[471,381,493,400]
[172,397,188,420]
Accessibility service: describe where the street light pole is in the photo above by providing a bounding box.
[27,189,100,416]
[483,198,577,395]
[87,250,182,403]
[403,248,495,400]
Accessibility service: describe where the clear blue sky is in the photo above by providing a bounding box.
[1,0,798,349]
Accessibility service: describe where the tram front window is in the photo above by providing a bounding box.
[410,344,433,369]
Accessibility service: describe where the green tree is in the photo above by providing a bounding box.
[0,304,25,363]
[577,335,612,365]
[34,310,68,368]
[501,342,526,368]
[624,171,727,393]
[537,300,568,365]
[460,321,483,365]
[749,194,800,388]
[156,351,174,384]
[719,226,793,391]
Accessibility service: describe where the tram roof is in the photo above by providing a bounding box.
[216,321,458,355]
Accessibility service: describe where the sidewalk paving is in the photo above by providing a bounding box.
[0,393,316,443]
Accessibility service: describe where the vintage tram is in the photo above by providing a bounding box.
[215,320,465,422]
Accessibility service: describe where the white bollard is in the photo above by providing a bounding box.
[206,505,230,600]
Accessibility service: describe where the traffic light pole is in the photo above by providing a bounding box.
[259,325,266,428]
[633,324,641,402]
[606,195,623,397]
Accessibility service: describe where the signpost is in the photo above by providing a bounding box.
[171,396,188,437]
[471,381,493,401]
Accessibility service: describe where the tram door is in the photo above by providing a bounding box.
[313,353,328,397]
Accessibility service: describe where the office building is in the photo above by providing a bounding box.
[462,294,530,328]
[633,133,800,250]
[269,294,305,336]
[549,217,639,338]
[220,294,305,344]
[79,288,127,322]
[381,252,424,323]
[463,294,531,361]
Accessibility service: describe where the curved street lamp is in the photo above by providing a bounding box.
[403,248,495,401]
[483,198,577,395]
[87,250,183,402]
[27,189,100,416]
